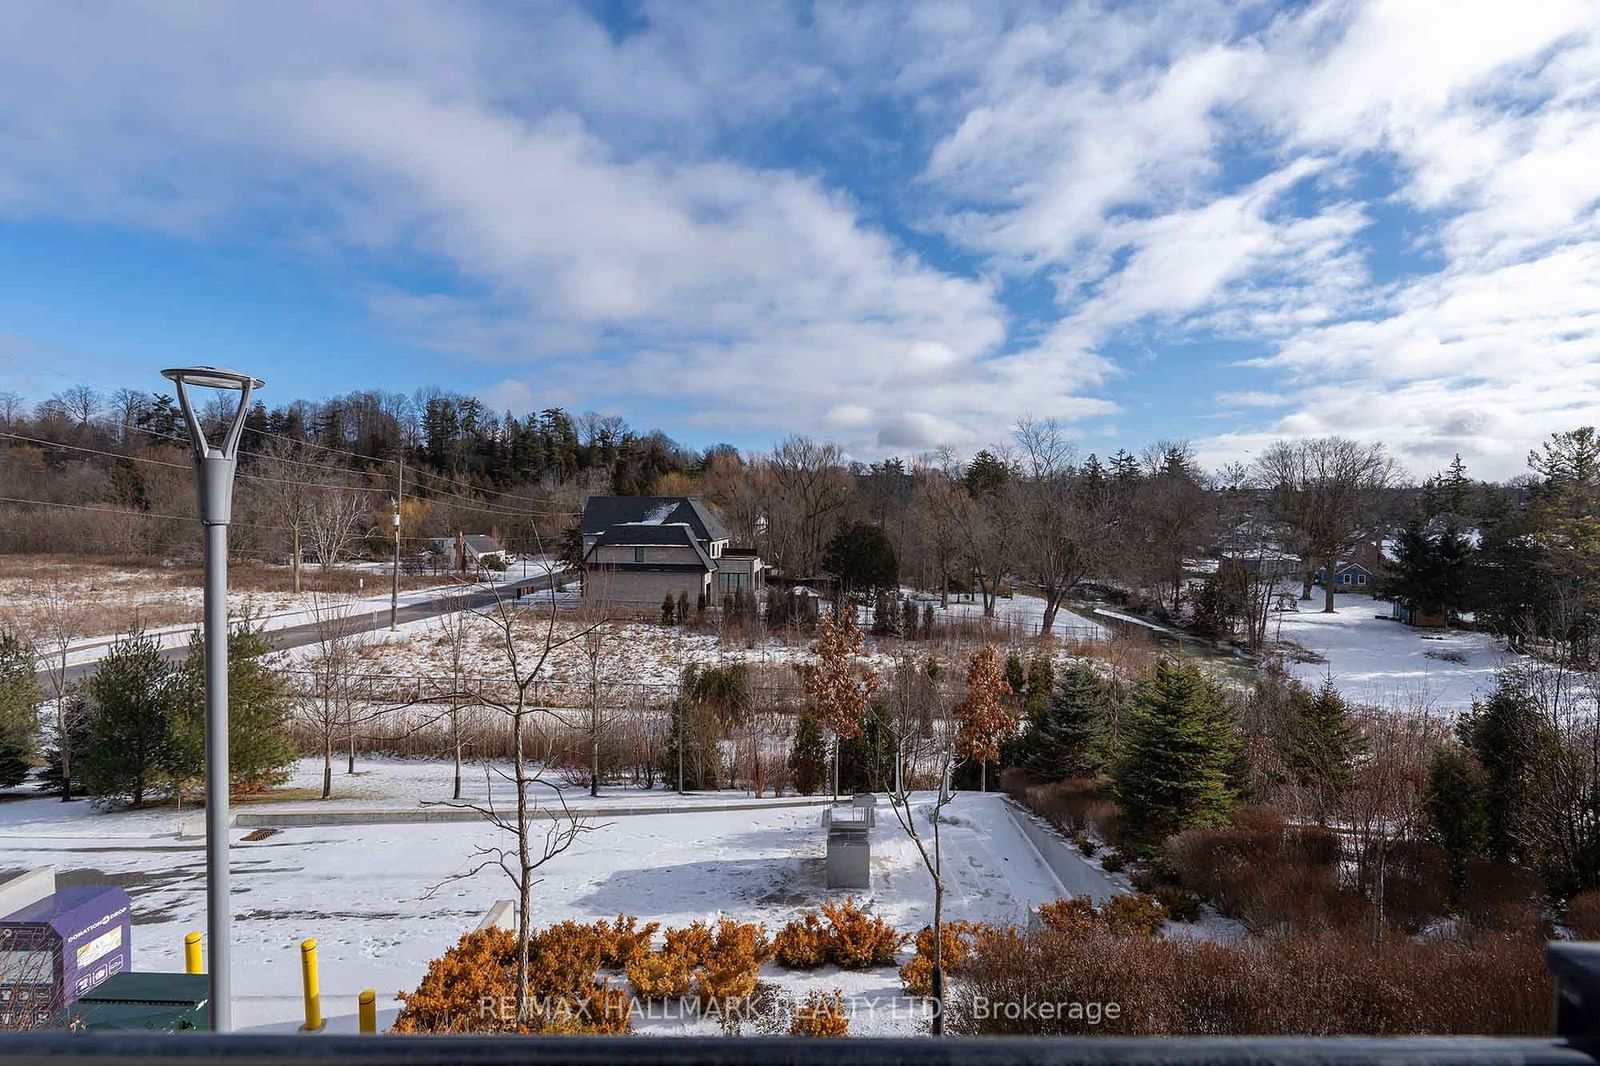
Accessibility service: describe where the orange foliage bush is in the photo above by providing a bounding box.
[819,897,905,969]
[530,920,604,996]
[773,911,830,969]
[693,918,771,1006]
[395,927,516,1033]
[1102,894,1166,937]
[395,925,632,1034]
[899,921,980,996]
[596,914,660,970]
[625,951,692,1001]
[662,921,715,967]
[1037,898,1096,935]
[790,989,850,1036]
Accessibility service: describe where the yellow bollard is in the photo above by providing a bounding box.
[184,931,203,975]
[299,938,324,1032]
[358,988,377,1034]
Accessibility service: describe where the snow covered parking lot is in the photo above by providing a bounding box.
[0,764,1099,1034]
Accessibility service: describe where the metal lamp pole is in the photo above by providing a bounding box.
[162,365,263,1034]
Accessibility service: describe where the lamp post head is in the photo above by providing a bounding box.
[161,365,264,525]
[161,366,265,393]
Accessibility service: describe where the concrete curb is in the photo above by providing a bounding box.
[233,794,840,828]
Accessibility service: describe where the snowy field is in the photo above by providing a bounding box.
[0,767,1105,1034]
[913,589,1107,639]
[1,557,549,663]
[1270,592,1520,714]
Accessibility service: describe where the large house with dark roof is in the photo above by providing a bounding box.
[579,496,765,607]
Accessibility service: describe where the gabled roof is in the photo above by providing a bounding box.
[587,522,716,572]
[581,496,728,543]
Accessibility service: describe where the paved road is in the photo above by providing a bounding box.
[41,570,569,685]
[1002,796,1122,903]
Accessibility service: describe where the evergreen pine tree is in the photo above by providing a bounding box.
[1112,659,1240,845]
[1457,679,1542,865]
[788,711,827,796]
[661,593,676,626]
[0,630,40,789]
[1425,746,1487,902]
[1024,654,1055,721]
[1025,663,1104,782]
[79,631,178,808]
[170,621,297,793]
[1283,677,1363,802]
[36,686,89,796]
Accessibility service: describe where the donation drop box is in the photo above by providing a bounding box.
[1,883,133,1026]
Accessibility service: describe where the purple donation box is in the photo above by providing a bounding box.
[1,884,133,1026]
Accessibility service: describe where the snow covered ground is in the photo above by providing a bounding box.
[0,764,1101,1035]
[913,589,1108,639]
[4,557,552,665]
[1269,592,1520,714]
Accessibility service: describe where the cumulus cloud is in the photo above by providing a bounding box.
[0,1,1597,474]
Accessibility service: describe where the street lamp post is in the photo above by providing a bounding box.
[162,365,263,1034]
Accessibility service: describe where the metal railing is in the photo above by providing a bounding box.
[0,1033,1595,1065]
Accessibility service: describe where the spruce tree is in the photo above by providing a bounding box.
[1283,677,1363,802]
[1425,746,1487,902]
[1457,679,1542,865]
[1112,659,1239,845]
[1026,663,1104,782]
[0,630,40,789]
[80,631,178,808]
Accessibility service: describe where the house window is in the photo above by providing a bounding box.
[1356,573,1368,586]
[634,548,646,563]
[717,572,746,594]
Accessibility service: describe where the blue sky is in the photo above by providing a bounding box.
[1,0,1598,478]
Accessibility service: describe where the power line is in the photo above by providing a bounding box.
[1,428,571,521]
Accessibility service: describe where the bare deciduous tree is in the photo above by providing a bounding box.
[1256,437,1398,613]
[423,558,607,1024]
[304,482,369,572]
[294,596,381,799]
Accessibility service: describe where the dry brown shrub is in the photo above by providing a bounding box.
[1367,841,1451,935]
[1462,861,1545,937]
[790,989,850,1036]
[773,911,830,969]
[1567,890,1600,940]
[818,897,906,969]
[1038,898,1097,935]
[949,925,1551,1036]
[1166,821,1357,933]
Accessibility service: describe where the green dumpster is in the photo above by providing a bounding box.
[54,972,210,1032]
